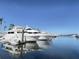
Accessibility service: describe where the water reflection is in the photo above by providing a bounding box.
[0,37,79,59]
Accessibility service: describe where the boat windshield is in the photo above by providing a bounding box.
[8,32,14,34]
[26,28,32,30]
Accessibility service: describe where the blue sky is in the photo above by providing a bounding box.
[0,0,79,33]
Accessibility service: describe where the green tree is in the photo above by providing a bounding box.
[8,24,15,30]
[0,18,3,25]
[0,18,3,31]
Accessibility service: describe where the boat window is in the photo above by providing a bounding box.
[15,49,20,52]
[6,47,13,51]
[28,32,32,34]
[17,32,40,34]
[34,32,40,34]
[8,32,14,34]
[17,31,28,33]
[26,41,36,43]
[17,32,22,33]
[26,32,40,34]
[26,28,32,30]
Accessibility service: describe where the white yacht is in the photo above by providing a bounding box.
[0,25,53,55]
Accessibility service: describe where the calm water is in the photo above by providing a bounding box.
[0,37,79,59]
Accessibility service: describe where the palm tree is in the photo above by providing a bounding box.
[0,18,3,25]
[8,24,15,30]
[0,18,3,31]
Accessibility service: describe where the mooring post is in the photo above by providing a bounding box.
[20,28,25,56]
